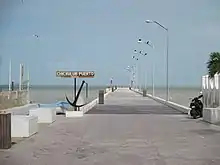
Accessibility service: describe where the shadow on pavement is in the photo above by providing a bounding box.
[190,129,220,135]
[86,105,184,115]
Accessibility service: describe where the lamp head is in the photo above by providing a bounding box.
[138,38,142,43]
[145,20,153,23]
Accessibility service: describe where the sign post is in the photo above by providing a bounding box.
[73,78,77,111]
[56,71,95,111]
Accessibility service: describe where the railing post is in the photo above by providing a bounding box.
[98,90,104,104]
[143,89,147,97]
[0,111,11,149]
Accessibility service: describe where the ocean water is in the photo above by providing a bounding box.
[29,86,106,104]
[147,87,201,107]
[28,86,201,107]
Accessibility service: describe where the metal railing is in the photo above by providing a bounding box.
[0,90,28,110]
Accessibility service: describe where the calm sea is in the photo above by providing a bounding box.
[0,85,202,107]
[28,86,106,104]
[147,86,201,107]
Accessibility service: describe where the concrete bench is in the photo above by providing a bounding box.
[29,108,56,123]
[65,110,84,117]
[203,108,220,124]
[11,115,38,137]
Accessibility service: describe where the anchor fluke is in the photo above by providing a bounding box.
[65,80,87,110]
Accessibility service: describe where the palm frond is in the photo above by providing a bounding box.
[207,52,220,78]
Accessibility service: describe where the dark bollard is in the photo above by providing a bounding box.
[11,81,14,91]
[99,90,104,104]
[112,87,114,92]
[0,112,11,149]
[143,89,147,97]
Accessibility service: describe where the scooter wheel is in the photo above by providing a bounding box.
[190,110,197,119]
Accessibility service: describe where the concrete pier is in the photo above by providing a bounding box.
[1,88,220,164]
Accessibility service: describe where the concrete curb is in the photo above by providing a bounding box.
[82,88,112,113]
[147,94,189,114]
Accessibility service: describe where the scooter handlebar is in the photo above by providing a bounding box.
[198,94,203,99]
[192,94,203,101]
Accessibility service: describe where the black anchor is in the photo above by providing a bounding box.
[65,80,87,109]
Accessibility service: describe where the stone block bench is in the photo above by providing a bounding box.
[29,108,56,123]
[65,110,84,118]
[11,115,38,137]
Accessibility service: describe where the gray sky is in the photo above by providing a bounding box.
[0,0,219,86]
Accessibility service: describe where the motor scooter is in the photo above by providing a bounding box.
[189,94,203,119]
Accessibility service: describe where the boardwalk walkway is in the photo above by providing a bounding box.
[87,88,181,114]
[1,88,220,164]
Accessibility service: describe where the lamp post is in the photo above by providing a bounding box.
[133,49,147,91]
[145,20,169,101]
[130,65,135,88]
[132,54,138,90]
[138,38,155,96]
[125,66,135,88]
[125,66,131,87]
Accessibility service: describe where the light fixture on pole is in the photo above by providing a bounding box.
[130,65,136,89]
[138,38,155,96]
[133,49,148,91]
[138,38,154,48]
[132,54,138,90]
[145,20,169,101]
[125,66,133,88]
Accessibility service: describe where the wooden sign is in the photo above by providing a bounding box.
[56,71,95,78]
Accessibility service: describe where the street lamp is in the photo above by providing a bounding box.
[145,20,169,101]
[138,38,154,48]
[125,66,131,87]
[133,49,147,91]
[125,66,135,88]
[138,38,155,96]
[134,49,147,57]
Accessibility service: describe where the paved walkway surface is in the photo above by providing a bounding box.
[1,88,220,165]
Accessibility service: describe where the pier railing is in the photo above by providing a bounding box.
[0,90,28,110]
[202,74,220,108]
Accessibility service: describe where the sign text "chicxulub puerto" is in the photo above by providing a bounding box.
[56,71,95,78]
